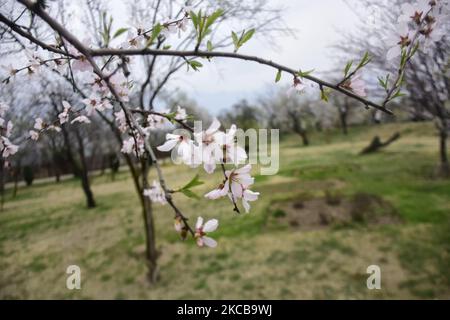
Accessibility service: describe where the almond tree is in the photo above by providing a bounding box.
[338,0,449,175]
[1,0,443,282]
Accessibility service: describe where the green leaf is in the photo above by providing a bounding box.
[392,90,406,99]
[187,60,203,71]
[239,28,255,46]
[231,31,239,50]
[357,51,371,68]
[180,174,204,190]
[146,23,162,47]
[163,45,172,50]
[320,88,330,102]
[207,40,213,52]
[297,69,314,78]
[344,61,353,77]
[204,9,224,33]
[113,28,129,39]
[180,189,200,199]
[191,11,199,30]
[275,69,282,83]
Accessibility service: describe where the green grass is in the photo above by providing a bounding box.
[0,121,449,299]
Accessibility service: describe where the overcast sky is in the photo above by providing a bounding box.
[165,0,361,114]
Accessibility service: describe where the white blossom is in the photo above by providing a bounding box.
[205,164,258,212]
[217,124,247,165]
[143,181,167,205]
[174,106,188,122]
[71,116,91,124]
[157,133,193,162]
[386,24,411,60]
[287,78,307,97]
[194,118,224,173]
[5,121,13,137]
[1,137,19,158]
[195,217,219,248]
[58,101,72,124]
[82,95,112,115]
[34,118,44,130]
[242,189,260,213]
[344,72,367,97]
[121,137,135,154]
[115,110,128,133]
[29,130,39,141]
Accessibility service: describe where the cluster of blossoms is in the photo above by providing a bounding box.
[386,0,449,60]
[143,181,167,205]
[0,103,18,159]
[119,106,188,156]
[122,6,192,50]
[140,117,260,247]
[157,118,260,209]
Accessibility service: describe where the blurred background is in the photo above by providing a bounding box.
[0,0,449,299]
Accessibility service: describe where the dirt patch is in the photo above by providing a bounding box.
[270,192,401,231]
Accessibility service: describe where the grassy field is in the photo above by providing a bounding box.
[1,122,449,299]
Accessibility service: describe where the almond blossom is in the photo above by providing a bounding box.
[71,116,91,124]
[82,95,112,115]
[194,118,224,173]
[287,77,306,97]
[242,189,260,213]
[386,24,411,60]
[174,106,188,122]
[29,130,39,141]
[205,164,258,212]
[143,181,167,205]
[195,217,219,248]
[147,113,170,130]
[115,110,128,133]
[58,101,72,124]
[157,133,193,162]
[68,39,93,73]
[398,0,431,25]
[1,137,18,158]
[121,137,135,154]
[110,73,130,102]
[217,124,247,165]
[343,72,367,97]
[34,117,44,130]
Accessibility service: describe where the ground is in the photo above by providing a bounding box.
[1,122,449,299]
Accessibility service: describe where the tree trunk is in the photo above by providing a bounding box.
[439,128,450,177]
[141,157,159,283]
[297,130,309,146]
[141,192,159,283]
[61,122,96,209]
[339,110,348,135]
[75,130,96,208]
[12,168,19,198]
[97,111,159,283]
[0,159,4,212]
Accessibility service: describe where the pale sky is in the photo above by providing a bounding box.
[167,0,361,114]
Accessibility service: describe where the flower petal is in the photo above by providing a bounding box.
[202,236,217,248]
[195,216,204,230]
[157,139,178,152]
[203,219,219,233]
